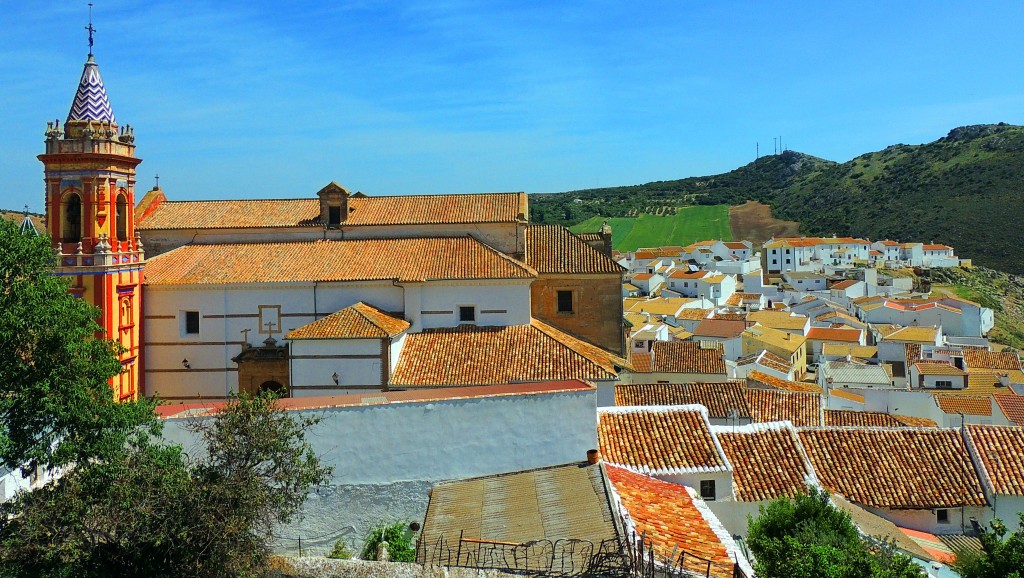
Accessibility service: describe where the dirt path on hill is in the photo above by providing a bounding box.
[728,201,800,245]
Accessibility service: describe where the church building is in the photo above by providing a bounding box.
[41,42,628,402]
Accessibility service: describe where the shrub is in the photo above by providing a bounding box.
[327,539,352,560]
[360,521,417,562]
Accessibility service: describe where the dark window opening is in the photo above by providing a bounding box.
[116,194,128,241]
[328,206,342,226]
[259,380,287,397]
[700,480,716,501]
[459,306,476,323]
[62,194,82,243]
[936,509,949,524]
[184,311,200,335]
[557,290,574,313]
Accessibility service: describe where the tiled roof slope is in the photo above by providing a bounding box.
[524,225,623,274]
[744,389,822,427]
[963,350,1022,371]
[993,394,1024,426]
[715,423,814,502]
[418,462,619,557]
[389,319,626,386]
[747,371,822,394]
[598,406,728,474]
[798,428,987,509]
[137,192,526,230]
[823,410,937,428]
[934,395,991,416]
[145,237,535,285]
[285,302,409,340]
[966,425,1024,496]
[605,465,736,578]
[651,341,727,374]
[615,382,749,418]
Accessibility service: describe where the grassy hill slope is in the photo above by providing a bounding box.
[532,124,1024,273]
[569,205,732,251]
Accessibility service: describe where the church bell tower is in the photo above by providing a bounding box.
[38,21,144,401]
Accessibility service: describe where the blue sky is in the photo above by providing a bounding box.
[3,1,1023,212]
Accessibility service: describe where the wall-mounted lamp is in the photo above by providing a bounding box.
[332,372,339,385]
[182,358,191,369]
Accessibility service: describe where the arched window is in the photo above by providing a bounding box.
[62,193,82,243]
[116,193,128,241]
[258,380,287,397]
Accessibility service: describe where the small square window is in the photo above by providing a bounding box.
[459,306,476,323]
[700,480,716,501]
[182,311,200,336]
[556,290,574,313]
[936,509,949,524]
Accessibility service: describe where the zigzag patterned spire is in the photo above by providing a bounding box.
[66,56,116,124]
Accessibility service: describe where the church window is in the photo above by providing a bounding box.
[116,193,128,241]
[62,193,82,243]
[328,206,342,226]
[459,306,476,323]
[700,480,716,501]
[556,290,574,313]
[181,311,200,336]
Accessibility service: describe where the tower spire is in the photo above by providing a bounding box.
[86,3,95,58]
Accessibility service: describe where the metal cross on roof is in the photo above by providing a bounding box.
[86,4,95,56]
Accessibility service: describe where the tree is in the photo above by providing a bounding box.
[747,488,925,578]
[0,217,155,474]
[953,514,1024,578]
[0,219,331,577]
[0,393,332,578]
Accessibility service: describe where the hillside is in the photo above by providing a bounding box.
[531,124,1024,273]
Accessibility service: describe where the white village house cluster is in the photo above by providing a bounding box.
[6,40,1024,578]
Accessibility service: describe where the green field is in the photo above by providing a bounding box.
[569,205,732,251]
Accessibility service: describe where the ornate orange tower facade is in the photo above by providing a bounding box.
[38,44,144,401]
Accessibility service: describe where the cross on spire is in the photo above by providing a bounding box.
[155,174,160,188]
[86,3,95,57]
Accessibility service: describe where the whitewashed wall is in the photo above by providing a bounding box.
[290,338,387,394]
[864,504,991,536]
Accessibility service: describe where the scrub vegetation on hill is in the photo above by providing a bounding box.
[532,124,1024,274]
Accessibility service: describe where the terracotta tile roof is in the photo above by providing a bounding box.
[873,324,904,338]
[615,382,749,419]
[692,319,747,339]
[963,371,1024,396]
[747,311,809,331]
[935,395,991,416]
[883,326,939,344]
[823,410,937,428]
[747,371,822,394]
[993,394,1024,426]
[724,241,748,250]
[743,325,806,355]
[715,423,814,502]
[651,341,727,375]
[630,352,653,373]
[710,312,746,321]
[736,351,793,374]
[904,343,922,363]
[805,327,863,343]
[913,361,967,376]
[963,350,1022,371]
[145,237,535,285]
[605,465,736,578]
[390,319,627,386]
[598,406,729,474]
[966,425,1024,496]
[524,225,623,274]
[137,192,527,230]
[830,389,866,404]
[285,302,409,339]
[821,343,878,359]
[671,307,712,319]
[669,270,708,279]
[830,279,859,290]
[744,389,822,427]
[798,428,987,509]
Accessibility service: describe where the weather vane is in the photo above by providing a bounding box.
[86,3,95,57]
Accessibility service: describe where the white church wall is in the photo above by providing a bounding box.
[290,338,386,394]
[417,280,533,329]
